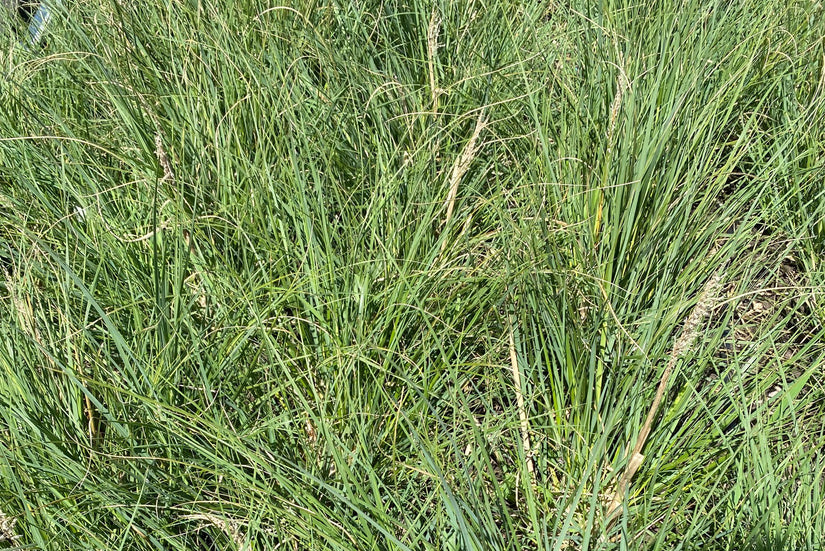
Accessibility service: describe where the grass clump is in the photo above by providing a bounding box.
[1,0,824,549]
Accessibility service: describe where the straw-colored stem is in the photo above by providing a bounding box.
[508,320,535,481]
[606,269,723,522]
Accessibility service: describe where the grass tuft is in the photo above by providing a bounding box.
[1,0,824,549]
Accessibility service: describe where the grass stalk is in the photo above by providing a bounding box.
[441,109,487,236]
[606,268,724,523]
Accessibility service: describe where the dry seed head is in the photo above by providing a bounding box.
[443,111,487,228]
[5,271,39,343]
[0,508,19,543]
[606,53,630,150]
[155,133,174,182]
[182,513,245,548]
[669,270,723,362]
[427,9,441,104]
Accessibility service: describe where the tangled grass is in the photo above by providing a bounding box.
[1,0,824,549]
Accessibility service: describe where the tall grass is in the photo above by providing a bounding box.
[1,0,824,549]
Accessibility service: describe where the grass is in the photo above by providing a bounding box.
[1,0,824,549]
